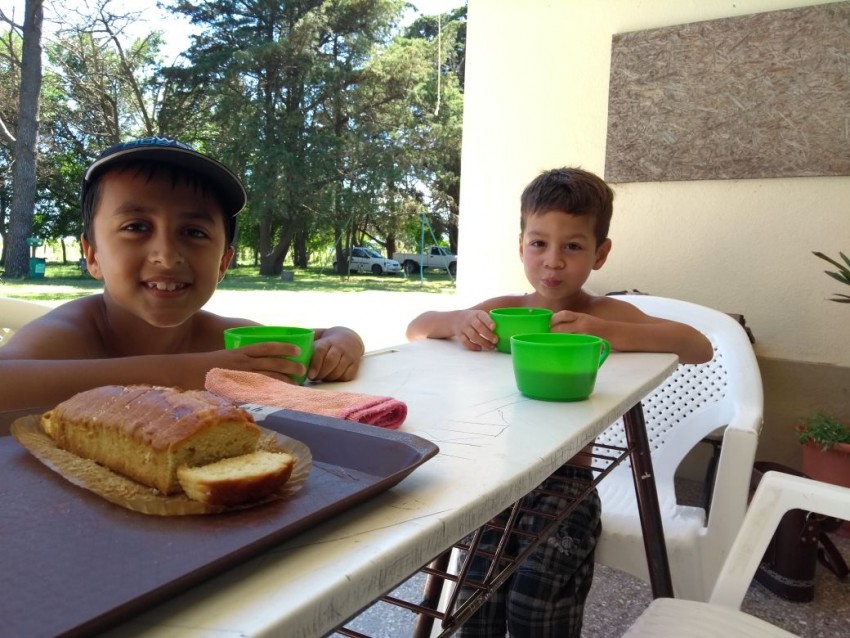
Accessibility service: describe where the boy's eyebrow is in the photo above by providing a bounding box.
[106,202,219,223]
[176,210,220,224]
[108,200,153,212]
[98,200,155,217]
[524,228,593,239]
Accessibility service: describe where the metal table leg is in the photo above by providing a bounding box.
[412,551,451,638]
[623,401,674,598]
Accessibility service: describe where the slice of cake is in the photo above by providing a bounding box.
[177,450,295,506]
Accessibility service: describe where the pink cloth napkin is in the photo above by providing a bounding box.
[205,368,407,430]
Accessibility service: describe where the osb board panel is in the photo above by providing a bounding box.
[605,2,850,183]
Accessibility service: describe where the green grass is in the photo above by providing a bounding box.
[0,261,457,301]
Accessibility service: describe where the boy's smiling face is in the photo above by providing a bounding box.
[519,210,611,305]
[82,167,234,328]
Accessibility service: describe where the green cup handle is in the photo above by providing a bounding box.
[598,338,611,368]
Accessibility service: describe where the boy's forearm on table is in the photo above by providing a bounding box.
[602,321,713,365]
[0,357,204,411]
[406,311,457,341]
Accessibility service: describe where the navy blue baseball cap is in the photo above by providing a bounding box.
[82,136,247,241]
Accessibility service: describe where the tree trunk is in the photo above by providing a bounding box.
[259,227,292,276]
[294,230,307,268]
[0,187,8,265]
[229,223,240,269]
[4,0,43,278]
[386,233,396,260]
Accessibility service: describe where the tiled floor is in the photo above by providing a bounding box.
[335,479,850,637]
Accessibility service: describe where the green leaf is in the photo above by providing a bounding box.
[825,271,850,285]
[814,251,850,301]
[813,251,843,269]
[797,411,850,449]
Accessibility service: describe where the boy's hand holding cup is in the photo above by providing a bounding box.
[223,326,315,385]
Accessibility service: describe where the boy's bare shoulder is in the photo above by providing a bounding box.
[188,310,258,350]
[42,295,107,331]
[0,295,109,358]
[472,293,535,311]
[585,294,650,321]
[195,310,255,331]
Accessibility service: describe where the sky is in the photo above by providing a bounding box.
[5,0,466,61]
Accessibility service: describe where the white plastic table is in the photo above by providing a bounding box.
[105,339,678,638]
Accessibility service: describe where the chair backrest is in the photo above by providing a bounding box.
[0,297,50,347]
[710,471,850,609]
[620,471,846,638]
[594,295,763,511]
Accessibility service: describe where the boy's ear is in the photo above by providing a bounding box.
[81,234,104,281]
[518,232,524,260]
[218,246,235,282]
[593,238,612,270]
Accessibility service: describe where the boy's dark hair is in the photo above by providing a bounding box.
[81,137,246,246]
[520,167,614,245]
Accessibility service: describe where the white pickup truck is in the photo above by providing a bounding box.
[393,246,458,276]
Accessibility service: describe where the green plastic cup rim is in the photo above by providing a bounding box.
[489,307,554,317]
[224,326,314,337]
[510,332,604,346]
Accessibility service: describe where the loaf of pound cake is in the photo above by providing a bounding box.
[41,385,267,497]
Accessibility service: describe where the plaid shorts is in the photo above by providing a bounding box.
[456,465,602,638]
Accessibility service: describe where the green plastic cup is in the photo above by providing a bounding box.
[223,326,314,385]
[489,307,553,353]
[510,333,611,401]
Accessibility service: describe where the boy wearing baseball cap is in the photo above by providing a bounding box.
[0,137,364,411]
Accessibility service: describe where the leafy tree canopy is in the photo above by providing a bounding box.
[1,0,466,276]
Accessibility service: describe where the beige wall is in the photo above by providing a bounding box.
[458,0,849,369]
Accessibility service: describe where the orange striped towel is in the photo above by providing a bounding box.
[205,368,407,430]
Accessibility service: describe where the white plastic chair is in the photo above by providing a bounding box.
[594,294,764,601]
[0,296,50,347]
[623,472,850,637]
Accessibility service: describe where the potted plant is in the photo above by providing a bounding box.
[796,252,850,533]
[801,251,850,479]
[797,411,850,489]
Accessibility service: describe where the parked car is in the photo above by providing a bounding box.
[333,247,402,275]
[393,246,457,276]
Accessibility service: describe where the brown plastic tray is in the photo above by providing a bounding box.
[0,408,438,638]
